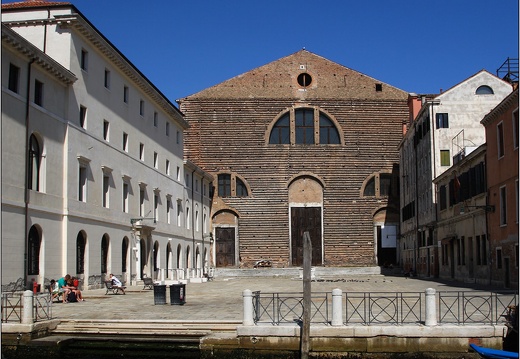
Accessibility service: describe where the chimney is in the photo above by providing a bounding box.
[407,93,422,125]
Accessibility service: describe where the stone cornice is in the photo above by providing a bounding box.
[1,23,77,85]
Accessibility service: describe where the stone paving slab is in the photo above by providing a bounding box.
[50,274,502,322]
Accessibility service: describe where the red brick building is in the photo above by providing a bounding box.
[178,50,408,269]
[481,89,519,288]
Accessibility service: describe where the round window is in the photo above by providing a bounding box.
[297,73,312,87]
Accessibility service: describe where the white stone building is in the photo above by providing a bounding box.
[399,71,513,278]
[1,3,212,291]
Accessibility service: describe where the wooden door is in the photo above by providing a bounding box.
[291,207,322,266]
[216,227,235,267]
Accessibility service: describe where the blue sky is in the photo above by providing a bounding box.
[8,0,518,102]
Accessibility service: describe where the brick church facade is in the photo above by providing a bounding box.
[178,50,409,268]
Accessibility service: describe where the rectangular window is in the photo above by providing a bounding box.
[176,166,181,181]
[78,166,87,202]
[139,187,145,217]
[8,63,20,93]
[497,122,505,158]
[103,120,109,141]
[500,186,507,226]
[154,193,159,222]
[139,100,145,116]
[166,122,170,136]
[177,202,182,226]
[439,185,447,210]
[34,79,43,106]
[440,150,450,166]
[122,182,129,213]
[476,235,481,265]
[123,85,129,103]
[139,143,144,161]
[104,68,111,89]
[154,112,158,127]
[102,174,109,208]
[436,113,449,128]
[80,106,87,129]
[496,248,503,269]
[513,109,519,150]
[80,49,88,71]
[481,234,487,265]
[166,197,171,224]
[176,131,180,145]
[166,160,170,175]
[123,132,128,152]
[154,152,158,169]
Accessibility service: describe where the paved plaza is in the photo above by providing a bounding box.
[50,273,501,322]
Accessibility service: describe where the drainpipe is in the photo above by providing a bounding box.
[24,59,35,288]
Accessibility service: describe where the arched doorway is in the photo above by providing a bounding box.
[288,175,323,266]
[153,241,159,280]
[76,231,87,286]
[139,238,146,278]
[122,237,129,284]
[27,225,42,277]
[213,209,239,267]
[166,242,172,279]
[101,234,109,281]
[373,208,399,267]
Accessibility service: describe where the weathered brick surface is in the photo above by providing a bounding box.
[179,50,409,268]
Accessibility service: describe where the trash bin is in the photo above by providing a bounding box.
[170,283,186,305]
[153,284,167,305]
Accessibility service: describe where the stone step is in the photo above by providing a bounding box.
[53,319,240,337]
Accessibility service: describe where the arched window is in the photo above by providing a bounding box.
[28,134,41,191]
[269,107,341,145]
[476,85,494,95]
[76,231,86,274]
[101,234,109,275]
[217,173,249,197]
[236,178,248,197]
[269,113,290,144]
[362,172,398,198]
[319,113,340,144]
[28,225,41,275]
[364,177,376,196]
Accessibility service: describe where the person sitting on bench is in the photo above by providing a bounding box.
[109,273,125,294]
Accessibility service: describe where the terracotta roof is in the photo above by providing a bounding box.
[1,1,70,10]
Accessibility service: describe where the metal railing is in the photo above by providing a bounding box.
[251,290,518,326]
[438,291,517,325]
[1,292,53,323]
[345,292,423,325]
[253,291,330,325]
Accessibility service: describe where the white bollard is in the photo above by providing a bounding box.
[331,288,343,326]
[425,288,437,326]
[243,289,254,326]
[22,290,34,324]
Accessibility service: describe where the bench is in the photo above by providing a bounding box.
[104,280,126,295]
[142,277,154,290]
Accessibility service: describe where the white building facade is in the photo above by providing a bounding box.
[399,71,513,278]
[1,3,212,291]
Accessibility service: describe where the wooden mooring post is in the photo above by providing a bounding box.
[301,231,311,359]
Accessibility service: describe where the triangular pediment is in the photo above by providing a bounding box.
[180,50,408,101]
